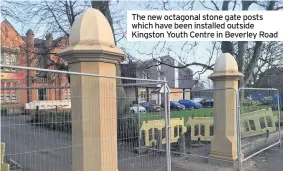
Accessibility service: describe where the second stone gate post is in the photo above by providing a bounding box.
[208,53,243,161]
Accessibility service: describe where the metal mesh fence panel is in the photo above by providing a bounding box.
[168,88,237,169]
[1,66,170,171]
[237,88,281,167]
[117,79,169,171]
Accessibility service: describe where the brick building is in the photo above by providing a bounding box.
[1,20,70,112]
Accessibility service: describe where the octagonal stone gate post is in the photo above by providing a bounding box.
[208,53,243,162]
[59,9,125,171]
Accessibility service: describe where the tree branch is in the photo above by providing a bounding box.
[44,0,69,36]
[211,0,220,10]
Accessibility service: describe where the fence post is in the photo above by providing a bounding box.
[59,9,125,171]
[208,53,243,162]
[277,90,281,147]
[163,80,171,171]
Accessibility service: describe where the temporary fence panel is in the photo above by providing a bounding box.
[1,142,10,171]
[0,65,171,171]
[236,88,281,170]
[187,117,214,141]
[140,118,186,147]
[240,108,277,138]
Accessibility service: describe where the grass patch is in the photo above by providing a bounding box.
[140,108,214,122]
[140,105,277,123]
[240,105,272,114]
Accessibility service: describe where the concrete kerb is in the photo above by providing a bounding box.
[241,129,283,161]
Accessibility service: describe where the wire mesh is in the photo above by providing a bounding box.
[117,80,168,171]
[237,88,281,165]
[1,68,72,171]
[0,66,169,171]
[168,88,238,169]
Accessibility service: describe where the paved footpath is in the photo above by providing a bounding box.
[249,144,283,171]
[171,144,283,171]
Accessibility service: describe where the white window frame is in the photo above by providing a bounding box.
[38,88,48,101]
[1,53,18,72]
[1,82,19,104]
[11,54,17,72]
[64,89,71,100]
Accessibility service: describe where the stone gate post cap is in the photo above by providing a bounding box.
[69,8,115,46]
[209,53,243,79]
[59,8,125,64]
[214,53,238,72]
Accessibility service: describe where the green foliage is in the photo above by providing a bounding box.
[117,112,139,141]
[117,102,139,141]
[1,107,7,116]
[242,99,259,106]
[141,108,214,122]
[1,107,23,116]
[261,99,273,105]
[241,99,272,114]
[29,110,72,133]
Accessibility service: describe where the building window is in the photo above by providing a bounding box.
[10,82,17,102]
[268,75,275,85]
[38,88,48,100]
[1,53,17,72]
[64,89,71,100]
[35,58,40,77]
[140,91,146,99]
[11,54,17,72]
[141,71,148,79]
[1,81,19,103]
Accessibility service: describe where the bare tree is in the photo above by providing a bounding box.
[136,0,283,87]
[1,0,126,73]
[192,79,206,90]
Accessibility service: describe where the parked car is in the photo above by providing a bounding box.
[178,100,202,109]
[140,102,161,112]
[200,98,214,108]
[192,98,204,103]
[130,104,146,114]
[170,101,185,110]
